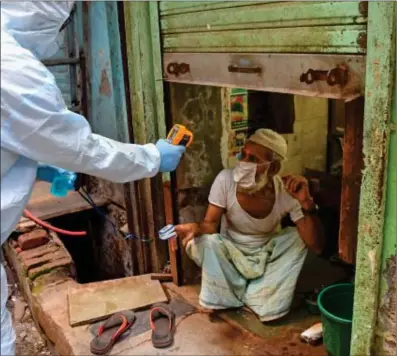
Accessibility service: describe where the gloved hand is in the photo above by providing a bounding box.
[36,164,71,182]
[37,164,62,182]
[155,139,186,173]
[36,164,77,197]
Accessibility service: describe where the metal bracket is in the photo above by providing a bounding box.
[41,57,80,67]
[300,66,349,87]
[166,62,190,76]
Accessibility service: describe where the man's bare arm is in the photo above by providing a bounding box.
[175,204,225,247]
[283,175,325,255]
[295,211,325,255]
[199,204,225,234]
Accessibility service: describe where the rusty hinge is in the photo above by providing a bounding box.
[300,66,349,87]
[166,62,190,76]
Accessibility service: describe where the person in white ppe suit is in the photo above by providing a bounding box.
[0,2,186,355]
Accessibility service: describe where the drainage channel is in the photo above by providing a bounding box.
[48,209,105,284]
[48,203,136,284]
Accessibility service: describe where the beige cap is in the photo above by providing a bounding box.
[248,129,288,160]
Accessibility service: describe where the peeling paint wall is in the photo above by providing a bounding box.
[376,256,396,355]
[375,69,396,356]
[169,83,223,284]
[170,83,224,191]
[80,2,134,277]
[281,96,328,175]
[351,3,396,354]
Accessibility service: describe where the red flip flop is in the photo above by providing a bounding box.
[150,303,176,348]
[90,311,136,355]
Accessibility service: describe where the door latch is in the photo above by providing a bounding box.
[228,65,262,74]
[300,66,349,86]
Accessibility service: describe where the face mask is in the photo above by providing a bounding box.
[233,161,257,189]
[233,161,271,194]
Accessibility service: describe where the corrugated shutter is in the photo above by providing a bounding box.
[160,1,367,54]
[159,1,368,100]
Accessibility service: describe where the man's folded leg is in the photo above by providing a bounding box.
[243,227,308,322]
[186,234,245,310]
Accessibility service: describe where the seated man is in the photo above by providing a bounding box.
[175,129,325,322]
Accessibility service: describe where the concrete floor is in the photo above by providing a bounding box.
[29,278,327,356]
[9,184,348,355]
[6,226,350,355]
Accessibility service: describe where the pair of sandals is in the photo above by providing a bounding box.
[90,303,176,355]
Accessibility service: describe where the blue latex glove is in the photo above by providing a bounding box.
[155,139,186,173]
[36,164,77,197]
[36,164,61,183]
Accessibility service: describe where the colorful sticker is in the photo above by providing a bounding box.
[230,89,248,131]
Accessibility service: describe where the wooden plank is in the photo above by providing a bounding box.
[338,97,364,264]
[123,2,168,274]
[151,273,173,282]
[161,2,366,33]
[19,183,108,223]
[163,182,181,285]
[163,25,366,54]
[164,53,366,101]
[67,274,168,326]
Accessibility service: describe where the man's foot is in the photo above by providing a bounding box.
[197,305,216,314]
[260,309,290,323]
[242,306,255,315]
[198,305,222,323]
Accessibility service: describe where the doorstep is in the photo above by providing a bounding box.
[5,226,328,355]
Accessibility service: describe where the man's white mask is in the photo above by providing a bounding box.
[233,161,257,189]
[233,161,271,194]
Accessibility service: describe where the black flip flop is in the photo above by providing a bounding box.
[90,310,136,355]
[150,303,176,348]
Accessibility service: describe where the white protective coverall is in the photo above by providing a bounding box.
[1,2,180,355]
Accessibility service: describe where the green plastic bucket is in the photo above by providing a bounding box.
[318,283,354,356]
